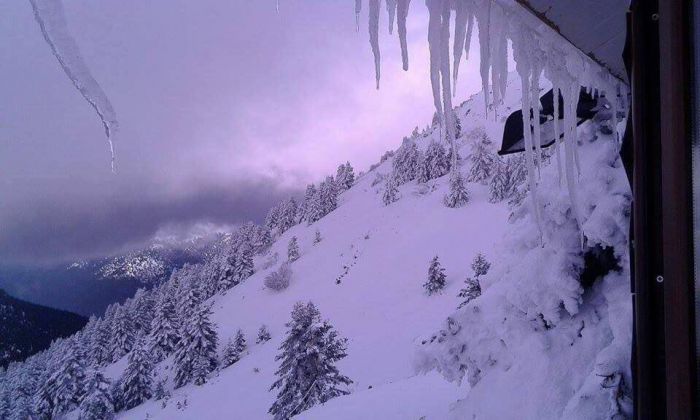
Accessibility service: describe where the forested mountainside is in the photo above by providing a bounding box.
[0,289,87,369]
[0,76,630,419]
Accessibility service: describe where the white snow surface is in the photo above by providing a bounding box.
[112,74,631,419]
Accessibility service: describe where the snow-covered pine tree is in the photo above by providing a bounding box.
[221,329,247,368]
[177,276,203,320]
[35,344,87,417]
[233,245,254,284]
[278,198,298,233]
[79,369,114,420]
[287,236,300,262]
[457,276,482,309]
[383,175,399,206]
[489,154,527,203]
[173,303,218,388]
[444,170,470,208]
[417,151,431,183]
[153,378,170,401]
[131,288,154,336]
[335,162,355,192]
[466,134,497,184]
[471,253,491,277]
[265,262,292,291]
[319,176,339,216]
[313,229,322,245]
[110,305,135,361]
[457,254,490,308]
[391,138,419,185]
[90,321,112,367]
[298,183,317,223]
[265,202,282,233]
[119,339,153,410]
[149,293,180,361]
[421,140,450,182]
[423,256,447,295]
[256,325,271,344]
[269,302,352,419]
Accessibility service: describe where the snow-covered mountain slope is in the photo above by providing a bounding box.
[116,74,631,420]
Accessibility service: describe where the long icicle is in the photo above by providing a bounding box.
[452,0,468,97]
[531,59,543,173]
[427,0,443,126]
[369,0,381,89]
[563,79,584,246]
[386,0,397,34]
[439,0,456,165]
[464,4,474,60]
[397,0,411,71]
[355,0,362,32]
[552,84,563,186]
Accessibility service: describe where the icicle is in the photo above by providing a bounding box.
[452,0,468,97]
[439,0,456,165]
[276,0,279,13]
[464,7,474,60]
[386,0,397,34]
[563,80,584,246]
[397,0,411,71]
[29,0,118,172]
[427,0,443,122]
[369,0,381,89]
[530,58,543,172]
[475,0,492,114]
[488,3,508,113]
[512,25,543,241]
[552,84,563,186]
[355,0,362,32]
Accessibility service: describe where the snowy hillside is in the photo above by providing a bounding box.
[0,73,630,419]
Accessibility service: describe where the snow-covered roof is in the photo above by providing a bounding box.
[517,0,629,81]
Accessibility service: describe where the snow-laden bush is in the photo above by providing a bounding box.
[264,263,292,291]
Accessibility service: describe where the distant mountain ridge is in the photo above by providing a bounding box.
[0,289,87,368]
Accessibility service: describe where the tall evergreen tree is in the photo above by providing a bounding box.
[173,304,219,388]
[418,141,450,183]
[90,321,112,367]
[471,253,491,277]
[119,340,153,410]
[35,345,86,417]
[489,155,526,203]
[391,139,419,185]
[424,256,447,295]
[110,306,135,361]
[149,293,180,361]
[383,175,399,206]
[221,330,247,368]
[287,237,300,262]
[335,162,355,191]
[269,302,352,419]
[79,369,114,420]
[298,184,317,223]
[278,198,298,233]
[467,135,497,184]
[444,170,470,208]
[256,325,272,344]
[131,288,155,336]
[233,245,254,284]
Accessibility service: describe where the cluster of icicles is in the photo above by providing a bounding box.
[355,0,628,245]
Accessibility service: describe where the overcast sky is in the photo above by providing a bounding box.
[0,0,484,264]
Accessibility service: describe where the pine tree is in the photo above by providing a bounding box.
[287,236,300,262]
[221,330,247,368]
[119,340,153,410]
[110,306,135,361]
[319,176,339,216]
[467,135,496,184]
[419,141,450,182]
[79,370,114,420]
[457,254,490,308]
[444,170,470,208]
[335,162,355,191]
[35,345,87,416]
[278,198,298,233]
[489,155,526,203]
[391,139,419,185]
[269,302,352,419]
[153,378,170,401]
[233,245,254,284]
[173,304,218,388]
[299,184,317,223]
[149,293,180,361]
[424,256,447,295]
[131,288,155,336]
[256,325,271,344]
[383,175,399,206]
[457,277,482,309]
[91,321,112,367]
[313,229,322,245]
[265,203,282,233]
[471,253,491,277]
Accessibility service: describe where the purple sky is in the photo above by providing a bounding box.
[0,0,485,264]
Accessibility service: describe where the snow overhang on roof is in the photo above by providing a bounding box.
[515,0,630,82]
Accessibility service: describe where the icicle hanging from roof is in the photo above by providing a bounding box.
[355,0,363,32]
[369,0,381,89]
[397,0,411,71]
[29,0,119,172]
[386,0,397,34]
